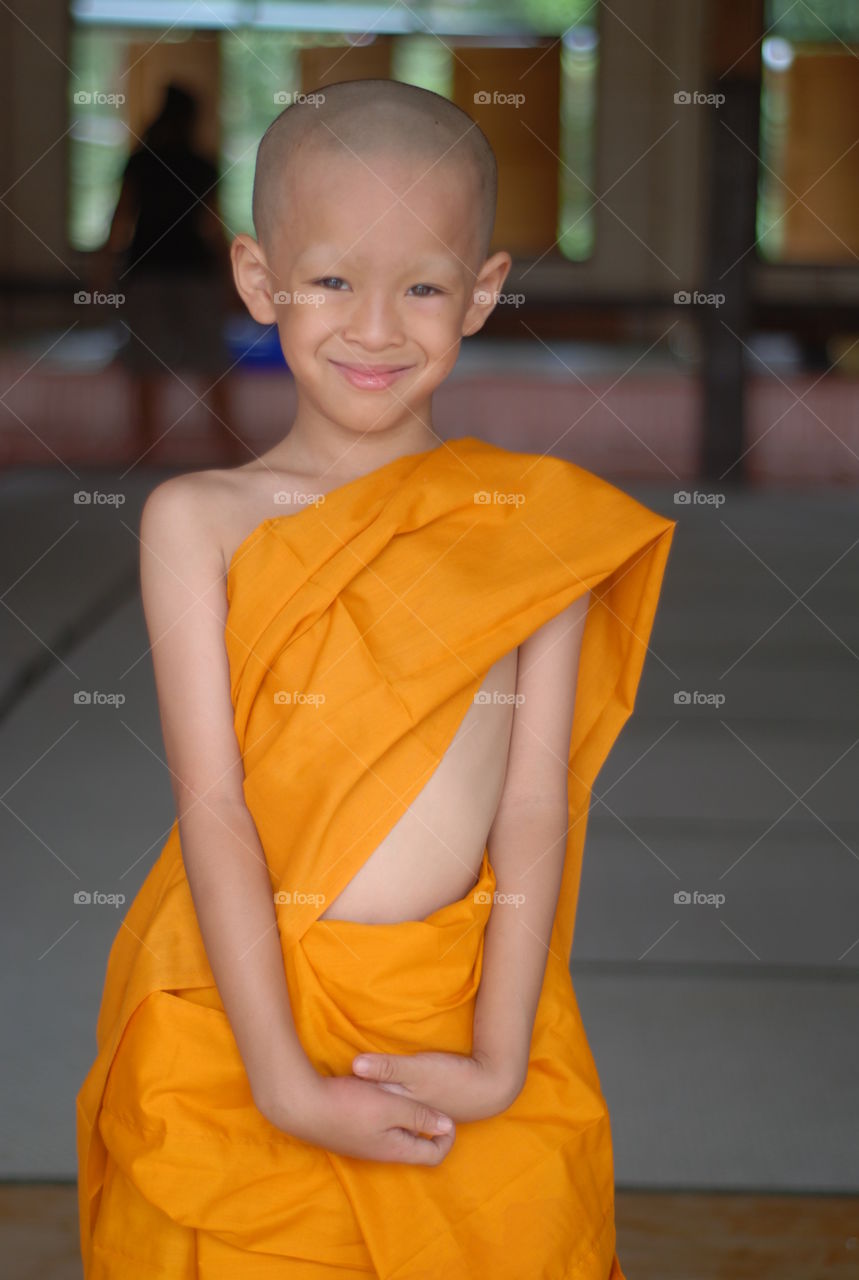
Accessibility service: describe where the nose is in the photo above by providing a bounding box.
[341,288,406,354]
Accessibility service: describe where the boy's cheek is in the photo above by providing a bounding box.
[272,316,325,362]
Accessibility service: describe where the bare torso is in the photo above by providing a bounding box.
[318,647,517,924]
[217,457,519,926]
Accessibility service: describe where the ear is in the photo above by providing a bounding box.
[462,250,513,338]
[230,233,278,325]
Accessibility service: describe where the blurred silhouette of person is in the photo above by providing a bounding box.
[92,82,242,461]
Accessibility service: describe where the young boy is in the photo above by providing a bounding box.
[77,79,676,1278]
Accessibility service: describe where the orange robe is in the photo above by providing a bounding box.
[76,434,676,1278]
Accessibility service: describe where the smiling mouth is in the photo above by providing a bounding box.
[331,361,412,374]
[329,360,415,390]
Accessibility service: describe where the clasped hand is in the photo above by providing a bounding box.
[262,1048,522,1168]
[351,1047,521,1123]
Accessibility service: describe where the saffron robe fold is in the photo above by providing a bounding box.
[76,434,676,1279]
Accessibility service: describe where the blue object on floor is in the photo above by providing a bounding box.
[224,316,289,370]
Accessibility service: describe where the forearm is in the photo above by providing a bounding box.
[177,799,319,1115]
[472,800,569,1093]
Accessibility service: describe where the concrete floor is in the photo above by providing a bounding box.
[1,459,857,1190]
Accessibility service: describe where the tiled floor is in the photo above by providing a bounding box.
[2,417,857,1200]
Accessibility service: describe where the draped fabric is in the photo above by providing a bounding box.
[77,435,676,1278]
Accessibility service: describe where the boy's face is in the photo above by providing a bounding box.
[233,145,510,440]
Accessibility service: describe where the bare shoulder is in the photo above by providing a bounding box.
[140,467,236,578]
[140,461,294,580]
[138,468,255,814]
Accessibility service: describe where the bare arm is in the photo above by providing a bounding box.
[139,478,457,1163]
[140,479,320,1112]
[349,592,590,1119]
[472,590,590,1098]
[89,168,138,292]
[104,169,139,254]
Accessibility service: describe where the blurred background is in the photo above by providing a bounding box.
[1,2,857,1277]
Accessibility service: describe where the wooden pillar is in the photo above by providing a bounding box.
[450,43,560,257]
[300,39,394,90]
[700,0,764,483]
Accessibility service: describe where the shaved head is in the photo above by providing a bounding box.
[251,79,497,271]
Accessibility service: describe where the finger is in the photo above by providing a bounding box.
[352,1053,402,1084]
[384,1094,454,1139]
[383,1125,455,1166]
[376,1081,411,1097]
[410,1100,454,1138]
